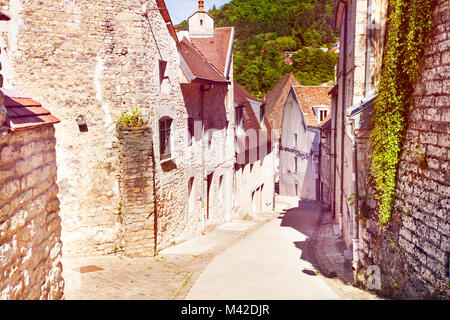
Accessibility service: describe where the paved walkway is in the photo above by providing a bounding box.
[62,217,273,300]
[62,196,379,300]
[186,198,378,300]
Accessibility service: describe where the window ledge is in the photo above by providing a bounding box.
[160,157,175,164]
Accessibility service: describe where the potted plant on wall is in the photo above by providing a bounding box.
[116,108,146,130]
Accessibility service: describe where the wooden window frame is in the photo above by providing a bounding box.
[159,117,173,160]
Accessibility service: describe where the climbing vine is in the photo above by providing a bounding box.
[369,0,435,226]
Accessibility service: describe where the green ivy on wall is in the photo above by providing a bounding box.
[369,0,435,226]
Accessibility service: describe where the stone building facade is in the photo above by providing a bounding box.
[331,0,389,252]
[0,0,236,256]
[0,87,64,299]
[331,0,449,299]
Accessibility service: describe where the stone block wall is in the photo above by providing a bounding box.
[0,126,64,299]
[117,126,155,257]
[0,0,186,255]
[358,0,450,299]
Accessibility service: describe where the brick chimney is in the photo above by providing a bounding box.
[198,1,205,12]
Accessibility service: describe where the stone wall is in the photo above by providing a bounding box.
[0,0,186,255]
[117,126,155,257]
[0,126,64,299]
[358,0,450,299]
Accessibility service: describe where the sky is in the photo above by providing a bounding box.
[165,0,231,25]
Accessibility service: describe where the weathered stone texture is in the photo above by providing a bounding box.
[0,126,64,299]
[117,126,155,257]
[359,0,450,299]
[0,0,187,255]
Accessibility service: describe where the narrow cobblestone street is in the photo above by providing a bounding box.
[62,196,379,300]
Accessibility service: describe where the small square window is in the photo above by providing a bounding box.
[319,110,328,122]
[188,117,194,146]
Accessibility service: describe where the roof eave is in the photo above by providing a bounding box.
[223,27,235,79]
[192,78,230,85]
[348,95,377,118]
[333,0,348,30]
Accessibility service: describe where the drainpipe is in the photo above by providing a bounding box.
[365,0,373,96]
[348,120,360,270]
[318,131,322,203]
[339,2,348,234]
[332,96,337,219]
[200,85,205,228]
[200,84,213,229]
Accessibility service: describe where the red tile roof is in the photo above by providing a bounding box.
[2,88,60,131]
[234,81,259,105]
[265,73,300,132]
[293,86,332,127]
[155,0,180,47]
[234,82,272,153]
[191,28,233,77]
[179,38,229,84]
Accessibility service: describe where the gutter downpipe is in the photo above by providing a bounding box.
[332,92,338,219]
[352,0,371,270]
[200,84,213,230]
[318,131,322,203]
[365,0,372,97]
[348,120,360,270]
[339,1,348,234]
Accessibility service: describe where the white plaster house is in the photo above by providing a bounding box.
[176,0,236,235]
[233,81,275,218]
[279,86,331,200]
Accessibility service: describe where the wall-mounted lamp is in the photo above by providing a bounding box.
[76,114,88,132]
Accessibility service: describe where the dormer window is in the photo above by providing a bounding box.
[319,110,328,122]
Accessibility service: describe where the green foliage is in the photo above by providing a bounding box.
[116,108,145,128]
[369,0,435,226]
[275,36,298,52]
[177,0,338,98]
[209,0,336,44]
[292,48,338,85]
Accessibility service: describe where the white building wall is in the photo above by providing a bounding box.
[279,91,320,200]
